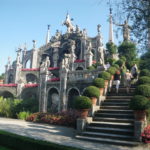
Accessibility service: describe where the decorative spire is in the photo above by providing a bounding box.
[46,25,50,44]
[109,7,114,43]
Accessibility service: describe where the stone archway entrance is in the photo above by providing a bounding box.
[67,88,80,109]
[47,88,59,113]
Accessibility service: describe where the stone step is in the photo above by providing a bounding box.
[104,99,130,103]
[86,126,134,136]
[96,109,133,114]
[94,112,134,119]
[106,96,133,99]
[89,121,134,129]
[107,93,134,96]
[76,135,139,146]
[100,106,129,110]
[80,131,134,141]
[102,102,129,106]
[93,117,134,123]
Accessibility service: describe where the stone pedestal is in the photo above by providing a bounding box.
[76,118,87,134]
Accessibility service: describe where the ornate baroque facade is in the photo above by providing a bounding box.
[0,13,114,113]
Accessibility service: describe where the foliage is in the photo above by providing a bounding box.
[129,95,150,110]
[0,130,82,150]
[140,51,150,70]
[118,41,137,63]
[0,73,4,80]
[115,59,124,67]
[27,110,80,128]
[83,86,100,99]
[139,69,150,77]
[120,56,126,62]
[112,64,120,69]
[92,63,101,68]
[74,96,92,110]
[106,58,116,65]
[135,85,150,97]
[87,66,95,71]
[141,125,150,143]
[107,67,117,75]
[138,76,150,85]
[98,71,111,80]
[17,111,31,120]
[106,42,117,54]
[93,78,105,88]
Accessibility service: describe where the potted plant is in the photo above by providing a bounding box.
[93,78,105,96]
[141,125,150,143]
[98,71,111,88]
[135,84,150,98]
[83,86,100,105]
[74,96,92,119]
[137,76,150,85]
[129,95,150,121]
[107,67,117,80]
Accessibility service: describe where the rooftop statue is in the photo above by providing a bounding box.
[63,13,75,33]
[115,20,132,41]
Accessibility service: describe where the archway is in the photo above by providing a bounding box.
[0,91,14,98]
[25,59,31,68]
[67,88,80,109]
[8,74,13,83]
[47,88,59,113]
[26,74,37,83]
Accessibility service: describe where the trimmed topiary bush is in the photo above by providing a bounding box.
[135,84,150,97]
[87,66,95,71]
[115,59,124,67]
[98,72,111,80]
[140,69,150,77]
[107,67,117,75]
[106,58,116,65]
[74,96,92,110]
[129,95,150,110]
[138,76,150,85]
[112,64,120,69]
[83,86,100,99]
[93,78,105,88]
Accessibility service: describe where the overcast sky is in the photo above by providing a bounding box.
[0,0,121,74]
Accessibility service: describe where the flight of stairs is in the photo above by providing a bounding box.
[76,85,139,146]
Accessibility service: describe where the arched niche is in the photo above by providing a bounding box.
[76,67,84,70]
[0,91,14,98]
[8,74,13,83]
[26,74,37,83]
[47,88,59,113]
[67,88,80,109]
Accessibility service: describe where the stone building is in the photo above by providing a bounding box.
[0,12,115,113]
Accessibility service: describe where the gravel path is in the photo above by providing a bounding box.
[0,117,149,150]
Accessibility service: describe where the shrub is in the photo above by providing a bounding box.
[138,76,150,85]
[129,95,150,110]
[83,86,100,99]
[93,78,105,88]
[106,42,117,54]
[98,72,111,80]
[107,67,117,75]
[112,64,120,69]
[120,56,126,62]
[106,58,116,65]
[17,111,31,120]
[115,59,124,67]
[87,66,95,71]
[135,84,150,97]
[74,96,92,110]
[140,69,150,77]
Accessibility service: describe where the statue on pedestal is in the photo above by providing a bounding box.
[40,56,50,73]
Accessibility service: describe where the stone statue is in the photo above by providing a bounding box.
[83,28,87,38]
[62,54,70,70]
[75,25,80,33]
[63,13,75,33]
[115,20,132,41]
[98,46,105,65]
[32,40,36,48]
[16,48,22,64]
[97,24,101,33]
[55,30,61,40]
[40,56,50,73]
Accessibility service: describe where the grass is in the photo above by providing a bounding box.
[0,146,12,150]
[0,130,83,150]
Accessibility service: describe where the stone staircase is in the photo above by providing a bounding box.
[76,85,139,146]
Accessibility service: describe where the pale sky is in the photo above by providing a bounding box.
[0,0,120,74]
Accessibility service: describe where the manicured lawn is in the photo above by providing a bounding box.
[0,130,83,150]
[0,146,12,150]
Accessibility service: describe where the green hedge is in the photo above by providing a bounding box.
[135,84,150,97]
[139,69,150,77]
[138,76,150,85]
[0,130,82,150]
[74,96,92,109]
[107,67,117,75]
[93,78,105,88]
[98,72,111,80]
[83,86,100,99]
[129,95,150,110]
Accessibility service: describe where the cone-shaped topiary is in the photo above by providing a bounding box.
[138,76,150,85]
[129,95,150,110]
[135,84,150,97]
[93,78,105,88]
[83,86,100,99]
[107,67,117,75]
[74,96,92,109]
[98,72,111,80]
[140,69,150,77]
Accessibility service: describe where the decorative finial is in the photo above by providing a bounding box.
[48,25,50,30]
[97,24,101,33]
[32,40,36,48]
